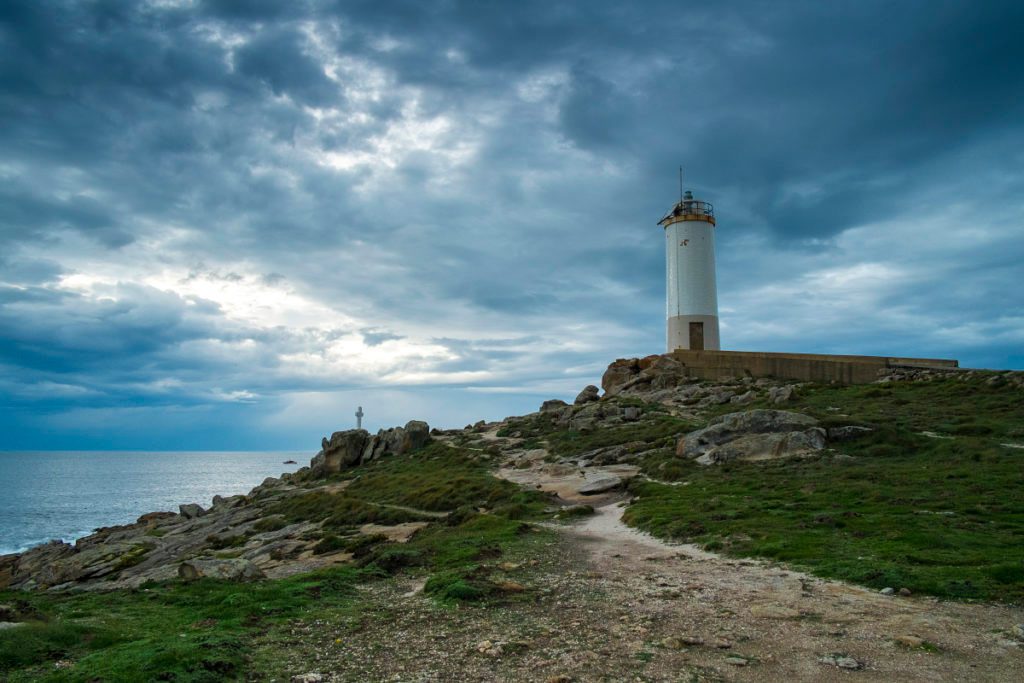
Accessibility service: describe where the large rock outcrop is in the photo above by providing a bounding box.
[677,409,826,465]
[601,354,692,397]
[311,420,432,475]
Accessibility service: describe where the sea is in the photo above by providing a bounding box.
[0,451,307,556]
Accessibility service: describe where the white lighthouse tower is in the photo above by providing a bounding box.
[659,182,720,352]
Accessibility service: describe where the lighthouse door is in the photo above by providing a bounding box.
[689,322,705,350]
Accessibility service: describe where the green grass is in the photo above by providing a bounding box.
[625,375,1024,602]
[272,443,544,534]
[0,566,370,681]
[545,415,694,459]
[343,442,533,512]
[0,442,556,679]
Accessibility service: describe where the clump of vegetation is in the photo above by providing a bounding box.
[205,533,249,551]
[626,375,1024,602]
[269,491,422,530]
[424,569,492,602]
[545,415,693,459]
[343,443,539,512]
[555,504,595,520]
[112,543,153,572]
[252,515,288,533]
[0,621,123,672]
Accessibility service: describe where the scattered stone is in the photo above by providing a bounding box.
[1012,624,1024,641]
[358,522,430,543]
[724,656,748,666]
[700,389,735,406]
[0,622,24,631]
[622,405,642,421]
[178,503,206,519]
[661,636,685,649]
[574,385,601,405]
[476,639,504,656]
[546,676,572,683]
[895,635,924,648]
[769,385,795,404]
[898,587,912,597]
[290,674,324,683]
[681,636,705,646]
[577,475,624,495]
[712,638,732,649]
[494,580,525,593]
[880,587,895,595]
[836,656,862,670]
[819,654,863,670]
[730,390,756,405]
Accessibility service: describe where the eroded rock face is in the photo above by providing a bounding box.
[319,429,372,473]
[602,354,694,397]
[601,359,641,397]
[678,409,826,465]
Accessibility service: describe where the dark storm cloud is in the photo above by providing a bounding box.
[0,0,1021,448]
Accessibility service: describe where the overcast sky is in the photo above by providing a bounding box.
[1,1,1022,450]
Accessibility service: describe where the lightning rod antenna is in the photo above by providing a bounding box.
[678,165,684,204]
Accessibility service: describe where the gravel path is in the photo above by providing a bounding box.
[561,500,1024,681]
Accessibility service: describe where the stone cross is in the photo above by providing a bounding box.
[356,406,364,430]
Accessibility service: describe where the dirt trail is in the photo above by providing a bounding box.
[561,499,1024,681]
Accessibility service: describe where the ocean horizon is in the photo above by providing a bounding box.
[0,450,308,556]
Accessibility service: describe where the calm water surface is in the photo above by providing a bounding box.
[0,451,307,555]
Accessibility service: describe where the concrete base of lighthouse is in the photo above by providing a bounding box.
[668,314,720,352]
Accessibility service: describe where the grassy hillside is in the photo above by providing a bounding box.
[0,443,555,682]
[625,374,1024,602]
